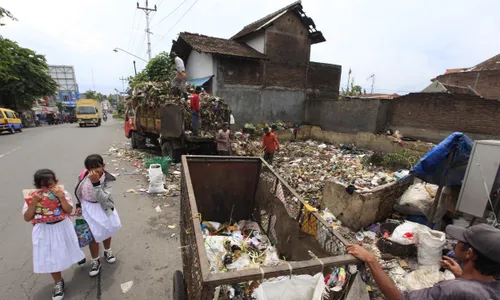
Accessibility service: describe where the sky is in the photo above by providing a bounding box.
[1,0,499,95]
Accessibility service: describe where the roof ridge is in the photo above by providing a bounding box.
[242,0,302,29]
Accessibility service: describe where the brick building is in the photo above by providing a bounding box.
[171,1,341,125]
[433,53,500,100]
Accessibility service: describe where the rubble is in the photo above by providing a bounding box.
[127,81,231,136]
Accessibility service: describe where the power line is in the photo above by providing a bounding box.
[130,13,143,53]
[135,33,147,61]
[157,0,200,43]
[127,10,138,51]
[150,0,188,29]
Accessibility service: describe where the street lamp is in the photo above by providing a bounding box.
[112,48,148,63]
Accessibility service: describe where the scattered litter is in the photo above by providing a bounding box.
[132,161,142,167]
[120,281,133,294]
[127,189,136,193]
[171,233,176,238]
[155,206,162,213]
[168,225,176,229]
[109,147,118,152]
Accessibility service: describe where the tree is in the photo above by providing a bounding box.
[0,7,17,26]
[340,78,364,97]
[0,38,58,109]
[127,51,175,90]
[85,90,98,99]
[55,101,64,113]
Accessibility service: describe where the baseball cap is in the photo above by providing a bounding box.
[446,223,500,263]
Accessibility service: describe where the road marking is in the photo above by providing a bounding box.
[0,147,20,158]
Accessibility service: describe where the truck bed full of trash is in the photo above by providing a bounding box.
[127,81,231,136]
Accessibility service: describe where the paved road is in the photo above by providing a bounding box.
[0,120,181,299]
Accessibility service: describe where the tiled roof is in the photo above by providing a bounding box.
[178,32,266,59]
[444,68,469,75]
[468,53,500,72]
[231,0,325,44]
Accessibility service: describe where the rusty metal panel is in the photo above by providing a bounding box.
[160,104,183,137]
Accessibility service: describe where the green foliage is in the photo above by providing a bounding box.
[85,90,98,99]
[116,100,125,117]
[341,78,363,97]
[0,38,58,109]
[127,51,175,90]
[55,101,64,112]
[0,7,17,26]
[362,150,421,170]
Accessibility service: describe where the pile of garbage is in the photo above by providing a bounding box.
[274,140,398,205]
[203,220,281,274]
[127,81,231,136]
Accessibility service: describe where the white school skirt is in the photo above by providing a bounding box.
[32,218,85,274]
[82,201,121,243]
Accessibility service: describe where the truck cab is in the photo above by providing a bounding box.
[76,99,101,127]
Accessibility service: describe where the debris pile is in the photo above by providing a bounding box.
[127,81,231,136]
[273,140,399,205]
[203,220,282,274]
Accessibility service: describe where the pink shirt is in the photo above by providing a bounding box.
[78,174,105,202]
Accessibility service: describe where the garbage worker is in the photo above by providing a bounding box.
[262,127,280,165]
[170,52,187,99]
[347,223,500,300]
[216,122,231,156]
[190,86,201,136]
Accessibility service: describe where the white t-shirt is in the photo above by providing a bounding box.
[175,56,185,73]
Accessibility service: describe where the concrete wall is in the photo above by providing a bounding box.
[185,51,213,80]
[241,32,265,53]
[306,98,388,133]
[217,85,305,125]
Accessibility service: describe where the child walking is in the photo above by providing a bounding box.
[75,154,121,277]
[23,169,85,300]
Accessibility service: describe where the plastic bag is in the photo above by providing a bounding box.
[252,273,328,300]
[398,183,438,216]
[148,164,166,194]
[390,221,427,245]
[226,253,252,270]
[263,246,281,266]
[403,268,453,291]
[75,218,94,248]
[416,228,445,269]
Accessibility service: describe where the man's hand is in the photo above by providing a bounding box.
[440,256,462,277]
[88,170,100,183]
[75,208,82,217]
[347,244,376,264]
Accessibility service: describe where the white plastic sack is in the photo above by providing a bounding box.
[252,273,328,300]
[398,183,438,216]
[148,164,166,193]
[403,268,454,291]
[230,114,235,125]
[390,221,427,245]
[416,228,446,269]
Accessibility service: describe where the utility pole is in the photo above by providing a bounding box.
[133,61,137,76]
[366,74,375,94]
[119,77,128,92]
[137,1,157,61]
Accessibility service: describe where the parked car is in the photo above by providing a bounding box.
[0,108,23,134]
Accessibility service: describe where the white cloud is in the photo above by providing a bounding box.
[2,0,499,94]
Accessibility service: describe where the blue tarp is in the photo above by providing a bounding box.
[411,132,473,186]
[188,75,213,87]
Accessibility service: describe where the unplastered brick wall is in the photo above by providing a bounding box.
[436,70,500,100]
[390,93,500,138]
[306,62,342,100]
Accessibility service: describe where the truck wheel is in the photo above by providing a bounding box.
[172,270,187,300]
[9,127,15,134]
[79,124,84,128]
[161,141,171,157]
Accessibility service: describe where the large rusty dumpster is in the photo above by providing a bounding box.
[176,156,359,300]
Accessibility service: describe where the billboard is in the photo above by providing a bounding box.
[49,65,79,106]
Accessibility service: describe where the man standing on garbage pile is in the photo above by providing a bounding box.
[348,223,500,300]
[216,122,231,156]
[170,52,187,99]
[262,127,280,165]
[190,86,201,136]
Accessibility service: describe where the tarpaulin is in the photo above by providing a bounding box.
[188,75,213,87]
[411,132,472,186]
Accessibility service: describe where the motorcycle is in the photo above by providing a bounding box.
[102,113,108,122]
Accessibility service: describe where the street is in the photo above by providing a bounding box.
[0,120,181,299]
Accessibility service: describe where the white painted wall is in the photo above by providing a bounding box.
[421,81,447,93]
[242,33,265,53]
[186,51,214,80]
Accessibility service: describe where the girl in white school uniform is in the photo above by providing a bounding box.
[75,154,121,277]
[23,169,85,300]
